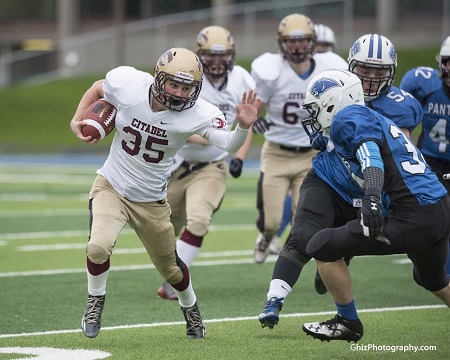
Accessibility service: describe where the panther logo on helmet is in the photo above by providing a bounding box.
[349,40,361,59]
[310,78,341,99]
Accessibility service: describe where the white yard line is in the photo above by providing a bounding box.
[0,304,445,339]
[0,257,277,278]
[0,224,255,241]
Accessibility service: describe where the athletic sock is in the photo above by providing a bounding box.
[336,298,358,321]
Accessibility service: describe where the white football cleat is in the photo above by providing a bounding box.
[253,233,273,264]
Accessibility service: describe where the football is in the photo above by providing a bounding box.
[82,99,117,140]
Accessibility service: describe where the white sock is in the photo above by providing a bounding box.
[174,280,197,308]
[176,239,200,268]
[87,269,109,296]
[267,279,291,300]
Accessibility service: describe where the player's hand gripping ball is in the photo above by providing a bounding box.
[82,99,117,140]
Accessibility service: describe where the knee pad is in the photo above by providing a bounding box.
[305,229,340,262]
[279,248,309,269]
[412,267,449,292]
[86,242,111,264]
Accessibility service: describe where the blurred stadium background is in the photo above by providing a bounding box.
[0,0,448,87]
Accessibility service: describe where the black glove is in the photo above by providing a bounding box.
[358,195,383,240]
[252,117,273,135]
[229,158,243,178]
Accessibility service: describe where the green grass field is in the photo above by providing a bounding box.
[0,163,448,359]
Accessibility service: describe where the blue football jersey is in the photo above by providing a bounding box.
[400,67,450,162]
[312,85,423,207]
[331,105,447,207]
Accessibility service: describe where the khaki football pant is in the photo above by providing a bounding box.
[259,140,318,237]
[167,159,227,237]
[86,175,183,284]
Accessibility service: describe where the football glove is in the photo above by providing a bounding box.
[229,158,243,178]
[358,195,383,240]
[252,117,274,135]
[310,131,328,151]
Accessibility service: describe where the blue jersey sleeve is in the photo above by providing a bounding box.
[355,141,384,172]
[399,67,441,103]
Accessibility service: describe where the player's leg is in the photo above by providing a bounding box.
[254,142,297,263]
[302,221,367,342]
[157,167,188,300]
[132,199,206,339]
[259,170,355,328]
[82,175,128,338]
[178,160,227,267]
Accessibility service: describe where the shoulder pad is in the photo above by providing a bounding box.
[104,66,151,107]
[313,52,348,70]
[251,53,283,81]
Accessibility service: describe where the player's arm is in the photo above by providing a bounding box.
[70,80,105,143]
[229,127,253,178]
[356,140,384,240]
[187,134,211,145]
[203,89,260,153]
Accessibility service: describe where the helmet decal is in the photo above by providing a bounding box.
[389,45,397,63]
[158,49,174,66]
[349,40,361,59]
[367,34,382,59]
[310,78,341,99]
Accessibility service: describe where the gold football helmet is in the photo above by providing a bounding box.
[195,25,236,79]
[277,13,316,64]
[152,48,203,111]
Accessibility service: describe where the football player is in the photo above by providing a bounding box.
[69,47,260,339]
[400,36,450,276]
[156,26,256,300]
[250,13,347,264]
[300,69,450,342]
[314,23,336,53]
[252,22,339,255]
[313,33,424,294]
[258,34,423,330]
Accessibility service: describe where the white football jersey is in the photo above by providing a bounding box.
[177,65,255,162]
[98,66,248,202]
[251,52,347,147]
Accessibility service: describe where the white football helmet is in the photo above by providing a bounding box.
[314,24,336,53]
[436,35,450,81]
[348,34,397,101]
[302,69,364,137]
[277,13,316,64]
[195,25,235,79]
[152,48,203,111]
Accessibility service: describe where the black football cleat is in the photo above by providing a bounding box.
[181,302,206,339]
[302,314,363,343]
[81,294,105,338]
[314,269,328,295]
